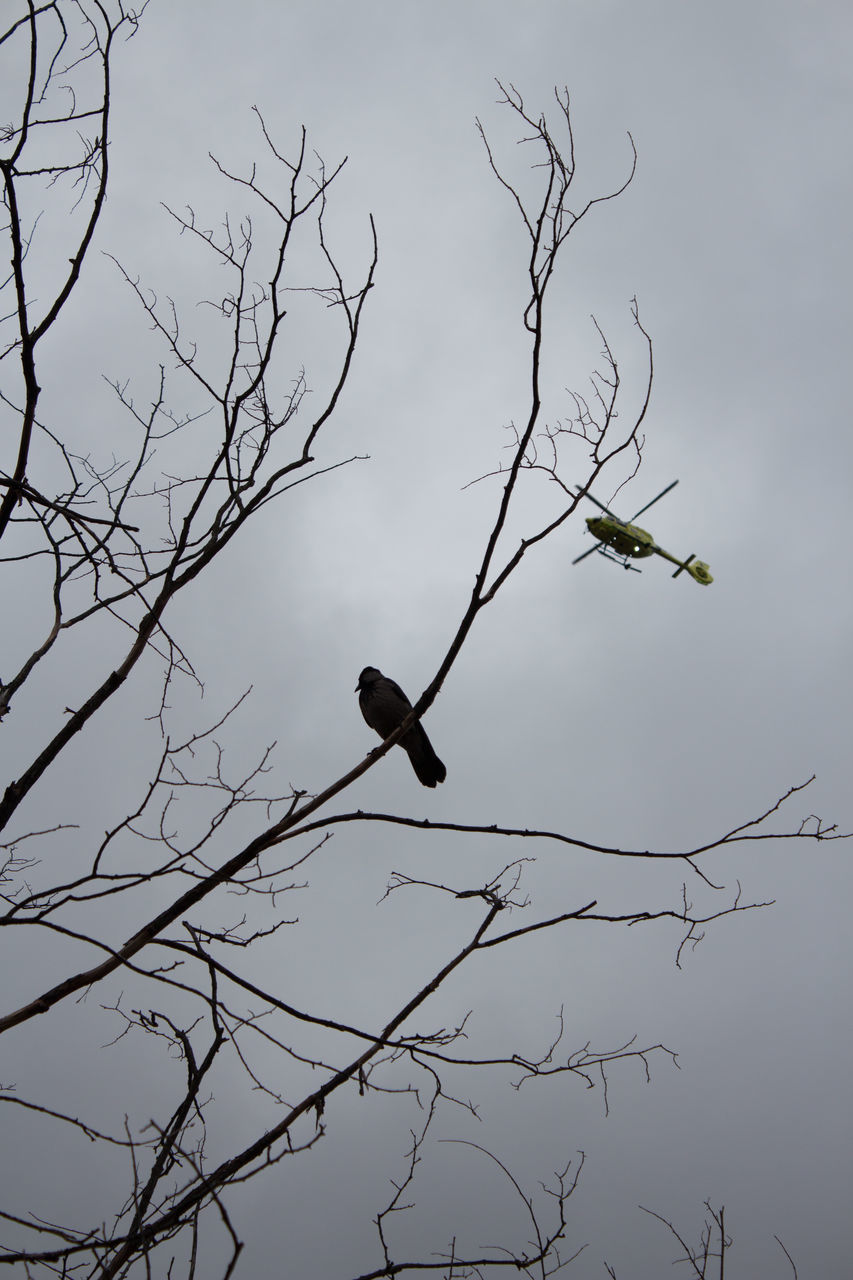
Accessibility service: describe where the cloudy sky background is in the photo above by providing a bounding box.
[2,2,852,1276]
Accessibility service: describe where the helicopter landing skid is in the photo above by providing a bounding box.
[598,547,642,573]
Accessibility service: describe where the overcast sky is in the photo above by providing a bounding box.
[2,2,852,1277]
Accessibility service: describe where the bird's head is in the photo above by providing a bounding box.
[356,666,382,692]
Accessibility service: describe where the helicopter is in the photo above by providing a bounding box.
[573,480,713,584]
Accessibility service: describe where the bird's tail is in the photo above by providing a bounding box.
[404,725,447,787]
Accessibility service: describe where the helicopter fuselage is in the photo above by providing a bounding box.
[586,515,656,559]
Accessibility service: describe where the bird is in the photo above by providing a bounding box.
[356,666,446,788]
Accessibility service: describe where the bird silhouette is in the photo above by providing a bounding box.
[356,666,446,788]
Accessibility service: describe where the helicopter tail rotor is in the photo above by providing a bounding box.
[686,559,713,585]
[672,554,713,585]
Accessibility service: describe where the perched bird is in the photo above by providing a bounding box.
[356,666,446,788]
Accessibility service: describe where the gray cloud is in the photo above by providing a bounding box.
[1,2,851,1276]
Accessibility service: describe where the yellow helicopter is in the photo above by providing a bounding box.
[573,481,713,584]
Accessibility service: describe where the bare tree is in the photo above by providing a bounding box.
[600,1204,799,1279]
[0,6,842,1278]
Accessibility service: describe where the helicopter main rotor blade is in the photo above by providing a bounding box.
[630,479,679,522]
[572,543,601,565]
[575,487,618,518]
